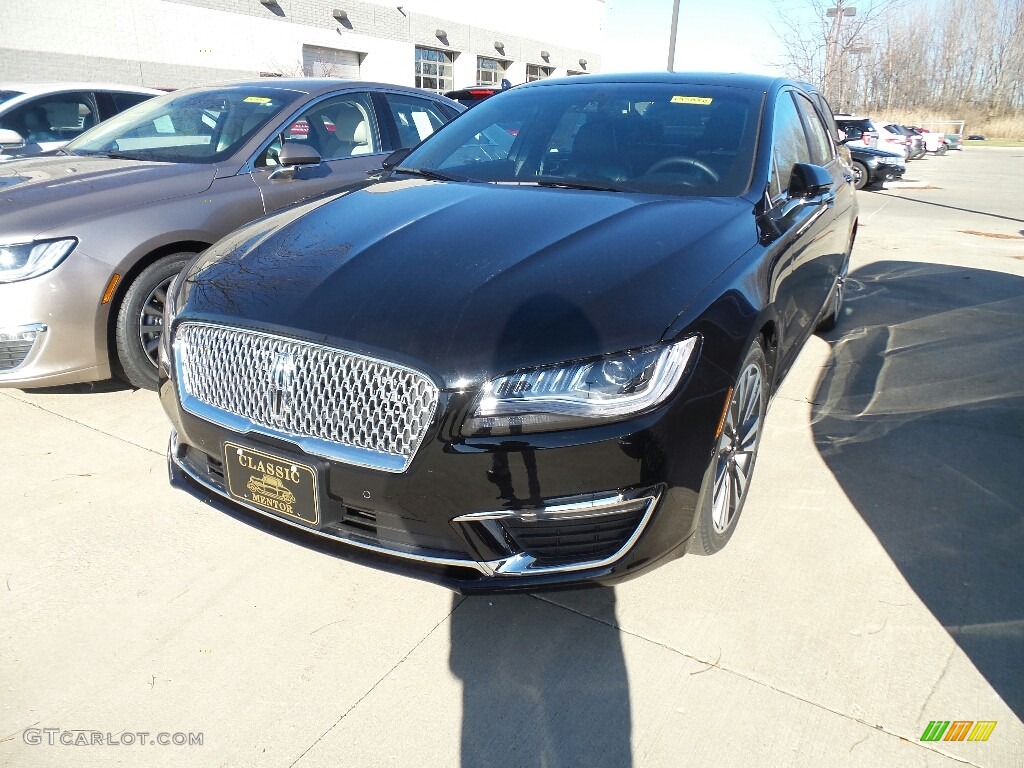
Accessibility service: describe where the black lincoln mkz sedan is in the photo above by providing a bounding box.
[161,73,857,592]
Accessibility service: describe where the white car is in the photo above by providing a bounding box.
[873,123,910,158]
[918,128,948,154]
[835,114,909,159]
[0,82,162,160]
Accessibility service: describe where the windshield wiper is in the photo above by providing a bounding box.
[61,149,145,160]
[393,167,468,182]
[531,178,631,192]
[103,151,152,161]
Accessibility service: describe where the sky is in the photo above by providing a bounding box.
[602,0,797,75]
[378,0,803,76]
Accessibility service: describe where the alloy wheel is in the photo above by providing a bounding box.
[711,362,764,533]
[138,276,173,368]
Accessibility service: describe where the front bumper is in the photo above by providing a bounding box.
[0,255,113,387]
[161,352,730,593]
[869,162,905,183]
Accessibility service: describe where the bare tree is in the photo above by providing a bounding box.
[773,0,1024,135]
[771,0,896,107]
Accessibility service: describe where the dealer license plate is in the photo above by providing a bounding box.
[223,442,319,527]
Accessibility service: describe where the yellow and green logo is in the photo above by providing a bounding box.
[920,721,996,742]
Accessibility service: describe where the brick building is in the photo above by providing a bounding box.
[0,0,604,91]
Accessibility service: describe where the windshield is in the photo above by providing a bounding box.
[0,90,25,108]
[65,87,299,163]
[401,82,762,196]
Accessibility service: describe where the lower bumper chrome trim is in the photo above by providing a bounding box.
[169,431,660,578]
[169,431,485,573]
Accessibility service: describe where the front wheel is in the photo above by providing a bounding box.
[851,160,869,190]
[690,339,768,555]
[815,274,845,332]
[114,253,193,390]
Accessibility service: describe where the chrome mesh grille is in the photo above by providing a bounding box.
[175,323,438,471]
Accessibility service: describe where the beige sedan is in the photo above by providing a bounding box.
[0,79,461,389]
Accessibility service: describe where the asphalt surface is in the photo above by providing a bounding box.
[2,147,1022,767]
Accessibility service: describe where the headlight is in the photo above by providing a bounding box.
[0,238,77,283]
[877,156,902,166]
[463,336,699,435]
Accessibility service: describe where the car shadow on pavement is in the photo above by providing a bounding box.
[450,589,632,768]
[17,378,135,395]
[811,260,1024,718]
[874,193,1024,224]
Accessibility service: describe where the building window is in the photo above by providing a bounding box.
[526,64,555,82]
[477,56,507,86]
[416,47,454,94]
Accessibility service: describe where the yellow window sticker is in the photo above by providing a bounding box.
[244,96,273,104]
[671,96,713,105]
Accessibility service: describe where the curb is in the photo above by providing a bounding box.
[884,179,933,189]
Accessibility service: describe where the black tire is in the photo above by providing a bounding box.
[851,160,869,190]
[815,274,844,332]
[936,144,947,156]
[114,253,193,390]
[690,338,768,555]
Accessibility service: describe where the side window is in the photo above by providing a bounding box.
[0,92,98,142]
[794,93,833,166]
[768,93,812,201]
[111,92,155,113]
[384,94,448,149]
[257,92,378,167]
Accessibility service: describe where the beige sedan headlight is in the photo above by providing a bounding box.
[0,238,77,283]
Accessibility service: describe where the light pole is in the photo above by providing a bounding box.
[667,0,681,72]
[824,3,856,99]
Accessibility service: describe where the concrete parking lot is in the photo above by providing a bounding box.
[2,147,1022,768]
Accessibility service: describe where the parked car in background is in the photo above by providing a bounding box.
[945,132,963,150]
[914,127,948,154]
[885,124,925,159]
[904,126,929,159]
[0,79,462,391]
[837,115,910,159]
[443,79,513,108]
[845,144,905,189]
[0,82,162,160]
[162,72,858,590]
[834,115,878,148]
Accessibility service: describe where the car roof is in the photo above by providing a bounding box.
[517,71,789,91]
[177,78,456,99]
[0,82,163,95]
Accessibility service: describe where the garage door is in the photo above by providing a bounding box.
[302,46,361,79]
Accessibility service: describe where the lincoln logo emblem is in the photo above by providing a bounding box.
[268,350,296,423]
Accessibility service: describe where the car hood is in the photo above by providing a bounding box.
[0,154,216,240]
[181,178,756,386]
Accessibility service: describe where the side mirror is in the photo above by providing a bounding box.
[788,163,833,199]
[278,141,321,167]
[0,128,26,148]
[381,147,412,170]
[267,141,321,180]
